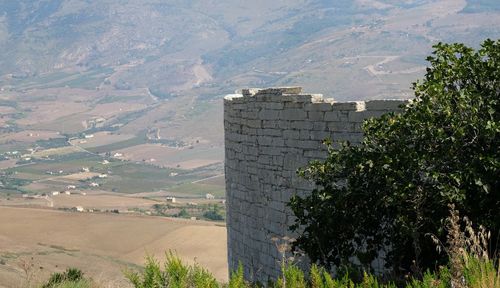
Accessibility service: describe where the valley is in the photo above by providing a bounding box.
[0,0,498,286]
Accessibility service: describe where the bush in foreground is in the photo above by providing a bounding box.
[125,207,499,287]
[289,39,499,276]
[40,268,93,288]
[125,253,497,288]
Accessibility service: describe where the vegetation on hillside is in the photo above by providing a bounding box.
[123,208,499,287]
[289,39,499,277]
[40,268,94,288]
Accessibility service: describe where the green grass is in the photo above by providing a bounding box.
[5,71,74,89]
[153,146,223,167]
[86,134,148,154]
[167,182,225,198]
[97,162,186,194]
[8,155,104,175]
[96,95,144,104]
[124,252,499,288]
[13,67,115,91]
[3,150,221,195]
[48,280,93,288]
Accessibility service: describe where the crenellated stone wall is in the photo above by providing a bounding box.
[224,87,407,283]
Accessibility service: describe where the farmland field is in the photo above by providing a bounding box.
[167,182,225,198]
[114,144,223,169]
[69,132,135,148]
[0,207,228,287]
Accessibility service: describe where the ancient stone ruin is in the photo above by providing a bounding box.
[224,87,407,282]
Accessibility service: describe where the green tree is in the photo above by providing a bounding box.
[203,204,225,221]
[289,39,500,277]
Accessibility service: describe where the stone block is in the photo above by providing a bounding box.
[308,111,325,121]
[290,121,313,130]
[324,111,341,121]
[309,130,332,141]
[283,130,300,139]
[245,119,262,128]
[328,121,358,132]
[262,120,280,129]
[300,130,311,140]
[224,94,244,101]
[258,128,282,137]
[332,101,365,111]
[282,94,312,103]
[284,102,305,108]
[264,102,284,110]
[279,109,308,120]
[348,111,370,123]
[257,87,302,95]
[242,110,258,119]
[304,102,333,111]
[258,109,280,120]
[312,122,327,131]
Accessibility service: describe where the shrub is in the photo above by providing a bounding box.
[123,255,498,288]
[289,39,500,276]
[125,251,222,288]
[41,268,91,288]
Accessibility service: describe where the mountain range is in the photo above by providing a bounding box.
[1,0,499,101]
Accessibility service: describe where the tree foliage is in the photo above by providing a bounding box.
[289,39,500,276]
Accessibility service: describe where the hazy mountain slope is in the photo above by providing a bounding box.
[1,0,498,100]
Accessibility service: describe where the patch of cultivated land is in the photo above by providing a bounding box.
[167,182,225,198]
[0,130,63,143]
[51,191,160,210]
[70,132,135,148]
[16,101,89,127]
[32,146,83,158]
[0,159,17,169]
[0,206,227,287]
[114,144,223,169]
[195,174,225,186]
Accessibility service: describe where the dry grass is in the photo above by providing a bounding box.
[431,204,500,288]
[50,192,159,210]
[0,206,228,287]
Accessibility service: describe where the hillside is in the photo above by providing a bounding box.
[0,0,498,198]
[1,0,499,100]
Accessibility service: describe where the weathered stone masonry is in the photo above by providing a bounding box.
[224,87,406,282]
